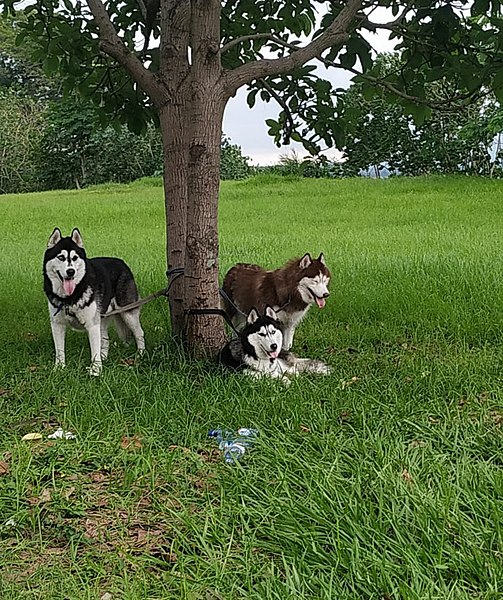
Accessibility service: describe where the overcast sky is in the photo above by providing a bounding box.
[223,12,396,165]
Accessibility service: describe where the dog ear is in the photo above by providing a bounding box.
[265,305,277,320]
[71,228,84,248]
[247,308,259,325]
[299,253,312,270]
[317,252,326,266]
[47,228,61,248]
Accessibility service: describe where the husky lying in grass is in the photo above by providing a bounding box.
[218,306,330,384]
[44,228,145,376]
[222,253,330,351]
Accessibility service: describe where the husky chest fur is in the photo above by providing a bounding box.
[44,228,145,376]
[222,253,330,350]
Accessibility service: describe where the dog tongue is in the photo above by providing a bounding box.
[269,350,279,359]
[316,297,326,308]
[63,278,76,296]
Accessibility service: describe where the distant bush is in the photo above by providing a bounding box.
[220,136,254,180]
[257,151,345,179]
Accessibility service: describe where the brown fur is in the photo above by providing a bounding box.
[221,255,331,319]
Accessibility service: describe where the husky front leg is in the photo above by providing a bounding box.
[49,312,66,368]
[242,368,291,386]
[87,323,102,376]
[282,326,294,351]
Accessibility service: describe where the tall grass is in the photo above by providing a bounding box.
[0,175,502,599]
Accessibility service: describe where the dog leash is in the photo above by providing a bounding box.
[101,267,185,317]
[101,268,241,337]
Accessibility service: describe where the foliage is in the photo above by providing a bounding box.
[220,136,254,180]
[0,89,43,193]
[1,1,502,152]
[339,55,503,177]
[0,14,55,100]
[36,99,164,190]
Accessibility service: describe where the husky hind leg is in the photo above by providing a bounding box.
[281,352,331,376]
[117,309,145,354]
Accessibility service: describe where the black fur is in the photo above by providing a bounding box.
[43,236,139,313]
[218,311,281,369]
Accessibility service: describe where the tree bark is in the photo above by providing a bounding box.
[183,0,227,357]
[159,103,188,336]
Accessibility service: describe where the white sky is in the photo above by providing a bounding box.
[223,10,397,165]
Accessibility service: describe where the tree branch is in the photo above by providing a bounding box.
[85,0,164,103]
[223,0,364,96]
[221,32,280,55]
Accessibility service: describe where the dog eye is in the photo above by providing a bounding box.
[57,255,65,261]
[258,333,266,337]
[72,256,78,262]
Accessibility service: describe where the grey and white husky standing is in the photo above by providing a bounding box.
[43,228,145,375]
[222,253,331,351]
[218,306,330,384]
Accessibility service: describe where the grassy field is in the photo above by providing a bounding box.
[0,174,502,599]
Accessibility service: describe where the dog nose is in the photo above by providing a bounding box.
[270,343,278,351]
[66,268,75,278]
[322,292,330,298]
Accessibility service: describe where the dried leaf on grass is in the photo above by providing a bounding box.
[341,376,360,390]
[0,460,9,476]
[120,435,143,451]
[21,432,43,441]
[401,468,413,484]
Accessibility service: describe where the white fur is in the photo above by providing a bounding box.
[241,309,331,385]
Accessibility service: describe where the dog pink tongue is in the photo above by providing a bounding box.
[316,297,326,308]
[269,350,279,359]
[63,279,76,296]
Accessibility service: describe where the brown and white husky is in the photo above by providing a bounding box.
[221,253,330,350]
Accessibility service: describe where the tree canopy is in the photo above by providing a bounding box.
[2,1,502,149]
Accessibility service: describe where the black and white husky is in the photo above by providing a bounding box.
[43,228,145,376]
[222,253,330,351]
[219,306,331,384]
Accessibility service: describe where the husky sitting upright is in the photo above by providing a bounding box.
[219,306,331,384]
[43,228,145,376]
[222,253,330,351]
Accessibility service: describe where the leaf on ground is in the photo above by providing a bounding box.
[299,424,311,432]
[120,358,136,366]
[0,388,9,397]
[341,376,360,389]
[21,432,43,441]
[100,593,113,600]
[27,365,38,372]
[0,460,9,476]
[401,468,413,483]
[120,435,143,451]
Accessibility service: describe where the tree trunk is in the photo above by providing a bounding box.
[183,0,227,357]
[159,104,188,336]
[184,94,227,357]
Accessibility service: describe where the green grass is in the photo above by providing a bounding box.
[0,174,502,599]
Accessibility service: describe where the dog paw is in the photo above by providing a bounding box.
[87,363,102,377]
[53,361,66,371]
